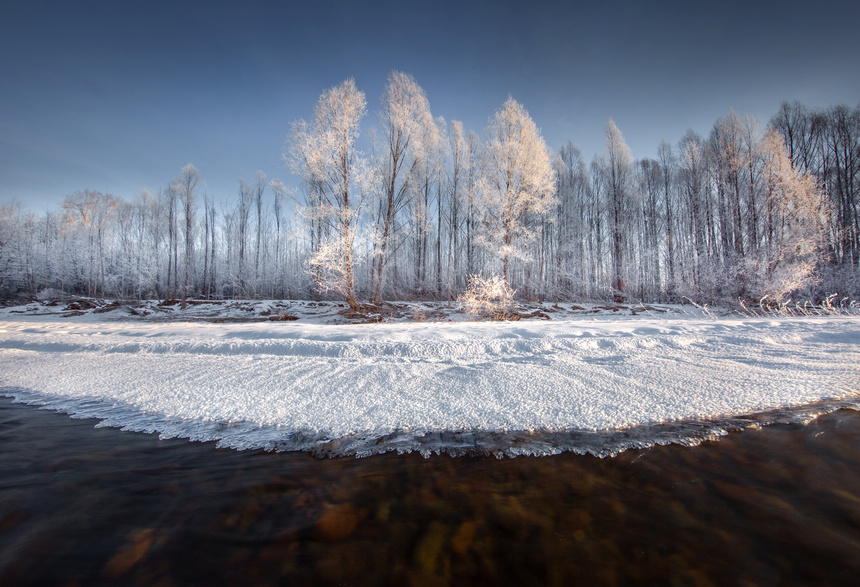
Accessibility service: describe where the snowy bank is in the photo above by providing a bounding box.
[0,310,858,457]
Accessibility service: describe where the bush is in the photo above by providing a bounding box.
[459,274,517,320]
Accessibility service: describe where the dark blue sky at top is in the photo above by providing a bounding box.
[2,0,858,210]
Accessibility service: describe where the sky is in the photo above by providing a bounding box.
[2,0,858,211]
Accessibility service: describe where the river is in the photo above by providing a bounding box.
[1,396,859,585]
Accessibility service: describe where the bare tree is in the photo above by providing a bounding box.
[288,78,368,310]
[657,140,677,298]
[447,120,467,299]
[62,190,117,297]
[596,119,635,299]
[372,71,429,304]
[175,164,199,309]
[253,170,266,295]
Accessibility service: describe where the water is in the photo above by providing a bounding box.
[2,397,860,586]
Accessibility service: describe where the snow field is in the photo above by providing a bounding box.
[1,315,858,456]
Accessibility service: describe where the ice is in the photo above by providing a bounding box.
[0,310,858,457]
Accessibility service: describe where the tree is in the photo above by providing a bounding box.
[269,179,288,297]
[372,71,429,304]
[61,189,117,297]
[596,119,635,299]
[253,170,266,296]
[657,140,677,298]
[447,120,467,299]
[410,110,443,293]
[173,164,200,309]
[755,128,829,301]
[477,97,555,287]
[677,130,711,298]
[288,78,368,310]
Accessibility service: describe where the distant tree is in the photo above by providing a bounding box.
[176,164,199,309]
[0,202,19,297]
[554,143,591,297]
[236,178,253,296]
[269,179,288,297]
[636,158,663,298]
[61,189,117,297]
[657,140,677,298]
[596,119,635,299]
[288,78,368,310]
[677,130,712,298]
[410,110,443,293]
[253,170,266,295]
[447,120,467,299]
[465,130,481,278]
[477,97,555,287]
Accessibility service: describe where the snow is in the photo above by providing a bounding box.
[0,301,858,457]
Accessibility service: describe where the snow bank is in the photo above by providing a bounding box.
[1,314,858,457]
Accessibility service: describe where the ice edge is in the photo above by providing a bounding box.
[3,386,858,459]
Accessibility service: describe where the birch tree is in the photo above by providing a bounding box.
[372,71,429,304]
[288,78,367,309]
[477,97,555,287]
[176,164,199,309]
[596,119,635,298]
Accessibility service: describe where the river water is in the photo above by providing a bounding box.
[2,397,860,586]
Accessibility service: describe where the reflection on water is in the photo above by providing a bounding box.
[1,397,860,586]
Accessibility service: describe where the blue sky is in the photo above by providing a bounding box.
[2,0,858,210]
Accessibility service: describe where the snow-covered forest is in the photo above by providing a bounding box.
[1,74,858,306]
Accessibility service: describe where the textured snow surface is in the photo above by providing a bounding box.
[1,314,858,457]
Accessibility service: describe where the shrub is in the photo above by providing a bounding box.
[459,274,517,320]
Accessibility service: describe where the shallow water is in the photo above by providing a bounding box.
[2,398,860,586]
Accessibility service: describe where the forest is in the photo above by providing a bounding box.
[1,73,858,308]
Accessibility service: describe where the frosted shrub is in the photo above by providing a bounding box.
[459,274,517,320]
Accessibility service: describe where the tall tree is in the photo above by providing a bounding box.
[61,190,117,297]
[176,164,199,309]
[372,71,429,304]
[253,170,266,295]
[477,97,555,286]
[657,140,677,298]
[288,78,368,310]
[597,119,635,298]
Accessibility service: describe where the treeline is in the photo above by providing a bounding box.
[0,73,857,306]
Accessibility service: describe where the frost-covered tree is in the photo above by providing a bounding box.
[253,170,266,296]
[677,130,712,298]
[288,78,368,309]
[553,143,594,298]
[176,164,199,309]
[595,119,635,298]
[372,71,430,304]
[0,202,20,297]
[61,189,117,297]
[755,128,829,301]
[657,140,677,298]
[3,84,857,306]
[477,97,555,286]
[446,120,467,298]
